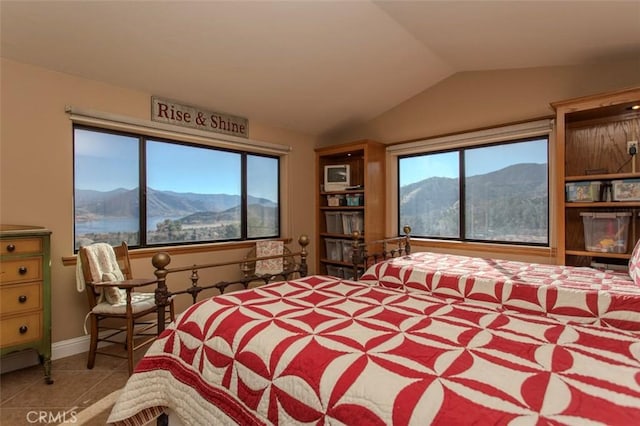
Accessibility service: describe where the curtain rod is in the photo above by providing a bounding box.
[386,118,553,154]
[65,105,292,155]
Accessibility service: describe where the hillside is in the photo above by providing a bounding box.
[75,187,275,221]
[400,163,548,242]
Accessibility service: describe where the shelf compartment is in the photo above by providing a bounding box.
[320,206,364,211]
[316,140,386,273]
[565,250,631,260]
[565,202,640,208]
[320,258,356,267]
[565,172,640,182]
[320,232,362,239]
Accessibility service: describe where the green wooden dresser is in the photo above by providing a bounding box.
[0,225,53,384]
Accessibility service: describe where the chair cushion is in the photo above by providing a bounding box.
[101,270,127,304]
[91,292,156,315]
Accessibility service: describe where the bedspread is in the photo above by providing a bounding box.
[359,252,640,331]
[108,275,640,425]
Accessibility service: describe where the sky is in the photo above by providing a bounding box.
[400,138,548,186]
[74,129,278,201]
[76,129,546,199]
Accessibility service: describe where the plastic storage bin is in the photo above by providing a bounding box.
[341,212,364,234]
[325,265,344,278]
[580,212,631,253]
[342,268,357,280]
[566,181,601,202]
[325,212,343,234]
[326,264,356,280]
[612,179,640,201]
[324,238,343,261]
[346,193,363,206]
[341,240,353,264]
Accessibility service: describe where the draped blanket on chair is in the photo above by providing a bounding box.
[76,243,126,304]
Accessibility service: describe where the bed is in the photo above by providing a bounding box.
[108,234,640,425]
[359,251,640,332]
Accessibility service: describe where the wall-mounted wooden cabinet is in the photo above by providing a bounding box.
[553,87,640,268]
[315,140,385,278]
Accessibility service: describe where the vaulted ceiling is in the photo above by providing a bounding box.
[2,1,639,137]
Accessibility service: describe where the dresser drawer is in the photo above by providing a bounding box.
[0,282,42,315]
[0,257,42,284]
[0,227,51,382]
[0,237,43,256]
[0,312,42,348]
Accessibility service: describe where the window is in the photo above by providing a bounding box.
[74,126,280,250]
[398,137,549,245]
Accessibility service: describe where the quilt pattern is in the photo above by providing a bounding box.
[109,276,640,425]
[359,252,640,331]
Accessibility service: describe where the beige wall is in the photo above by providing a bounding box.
[3,56,640,348]
[0,58,317,345]
[324,59,640,262]
[326,59,640,145]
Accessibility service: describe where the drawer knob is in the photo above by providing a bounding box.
[18,266,27,275]
[19,325,28,334]
[6,244,16,252]
[18,295,27,303]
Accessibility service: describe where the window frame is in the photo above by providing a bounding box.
[389,119,554,249]
[398,137,549,246]
[73,124,282,251]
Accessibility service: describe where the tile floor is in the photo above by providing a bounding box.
[1,344,141,426]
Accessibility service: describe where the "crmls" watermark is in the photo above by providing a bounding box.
[26,410,78,424]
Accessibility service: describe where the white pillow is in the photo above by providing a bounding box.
[101,269,127,304]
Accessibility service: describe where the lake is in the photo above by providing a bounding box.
[75,217,179,234]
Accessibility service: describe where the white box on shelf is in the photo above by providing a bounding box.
[326,194,344,207]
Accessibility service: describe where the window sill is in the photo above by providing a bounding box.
[62,238,291,266]
[410,239,556,262]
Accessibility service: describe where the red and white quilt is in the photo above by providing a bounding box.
[108,276,640,425]
[359,252,640,331]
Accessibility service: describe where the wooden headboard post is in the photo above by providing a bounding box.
[152,252,171,336]
[351,231,365,280]
[298,234,309,277]
[402,225,411,256]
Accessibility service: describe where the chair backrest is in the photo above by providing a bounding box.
[242,241,292,277]
[79,242,132,308]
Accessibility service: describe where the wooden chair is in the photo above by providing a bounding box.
[79,242,175,375]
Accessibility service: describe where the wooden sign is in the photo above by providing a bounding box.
[151,96,248,138]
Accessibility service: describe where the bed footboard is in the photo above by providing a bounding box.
[351,226,411,279]
[151,235,309,336]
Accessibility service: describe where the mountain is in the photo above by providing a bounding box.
[400,163,548,240]
[147,188,241,217]
[75,187,276,220]
[177,203,278,226]
[75,188,140,218]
